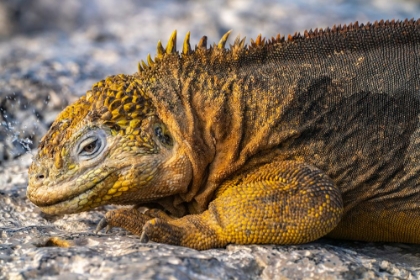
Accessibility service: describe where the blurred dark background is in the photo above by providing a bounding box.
[1,0,420,38]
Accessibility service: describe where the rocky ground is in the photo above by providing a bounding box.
[1,0,420,279]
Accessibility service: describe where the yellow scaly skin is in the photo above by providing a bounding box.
[28,20,420,249]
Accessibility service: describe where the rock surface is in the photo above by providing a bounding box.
[1,158,420,279]
[1,0,420,279]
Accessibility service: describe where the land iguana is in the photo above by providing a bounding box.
[27,19,420,250]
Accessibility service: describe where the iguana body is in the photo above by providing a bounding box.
[27,19,420,250]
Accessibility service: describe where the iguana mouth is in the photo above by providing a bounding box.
[39,174,111,207]
[32,169,119,215]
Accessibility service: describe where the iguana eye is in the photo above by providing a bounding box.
[79,137,101,156]
[81,139,99,155]
[155,126,173,146]
[75,129,107,161]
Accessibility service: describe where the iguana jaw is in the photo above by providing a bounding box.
[28,152,169,215]
[28,150,190,215]
[29,168,119,214]
[28,149,130,213]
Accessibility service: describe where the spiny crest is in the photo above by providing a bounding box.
[137,18,420,73]
[135,29,283,73]
[137,30,243,73]
[285,18,419,40]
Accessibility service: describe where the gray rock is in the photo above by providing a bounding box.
[1,0,420,279]
[1,157,420,279]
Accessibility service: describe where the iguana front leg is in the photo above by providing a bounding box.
[98,160,343,250]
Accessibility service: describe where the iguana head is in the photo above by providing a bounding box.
[27,67,192,214]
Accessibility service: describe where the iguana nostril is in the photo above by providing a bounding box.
[37,174,45,180]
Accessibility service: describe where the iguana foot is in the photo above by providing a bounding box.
[139,214,223,248]
[139,218,184,245]
[95,207,152,235]
[95,207,175,236]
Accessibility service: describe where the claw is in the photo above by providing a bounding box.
[139,231,149,243]
[95,217,112,233]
